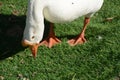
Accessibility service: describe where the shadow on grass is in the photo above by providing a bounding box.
[0,14,102,60]
[0,14,64,60]
[0,14,26,60]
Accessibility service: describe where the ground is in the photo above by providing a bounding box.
[0,0,120,80]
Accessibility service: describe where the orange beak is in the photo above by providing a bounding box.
[29,44,39,58]
[22,40,39,58]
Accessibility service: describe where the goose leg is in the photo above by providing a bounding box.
[68,17,90,46]
[40,23,61,48]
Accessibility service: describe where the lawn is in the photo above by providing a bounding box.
[0,0,120,80]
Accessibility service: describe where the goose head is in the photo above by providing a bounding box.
[22,23,44,58]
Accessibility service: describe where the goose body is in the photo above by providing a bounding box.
[44,0,103,23]
[22,0,104,57]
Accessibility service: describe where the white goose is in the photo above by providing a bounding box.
[22,0,104,57]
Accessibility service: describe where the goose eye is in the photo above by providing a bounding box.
[32,36,35,39]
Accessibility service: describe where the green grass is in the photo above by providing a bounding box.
[0,0,120,80]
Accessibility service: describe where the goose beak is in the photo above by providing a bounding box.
[22,40,39,58]
[29,44,39,58]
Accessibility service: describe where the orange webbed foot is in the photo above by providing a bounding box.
[68,35,86,46]
[40,36,61,48]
